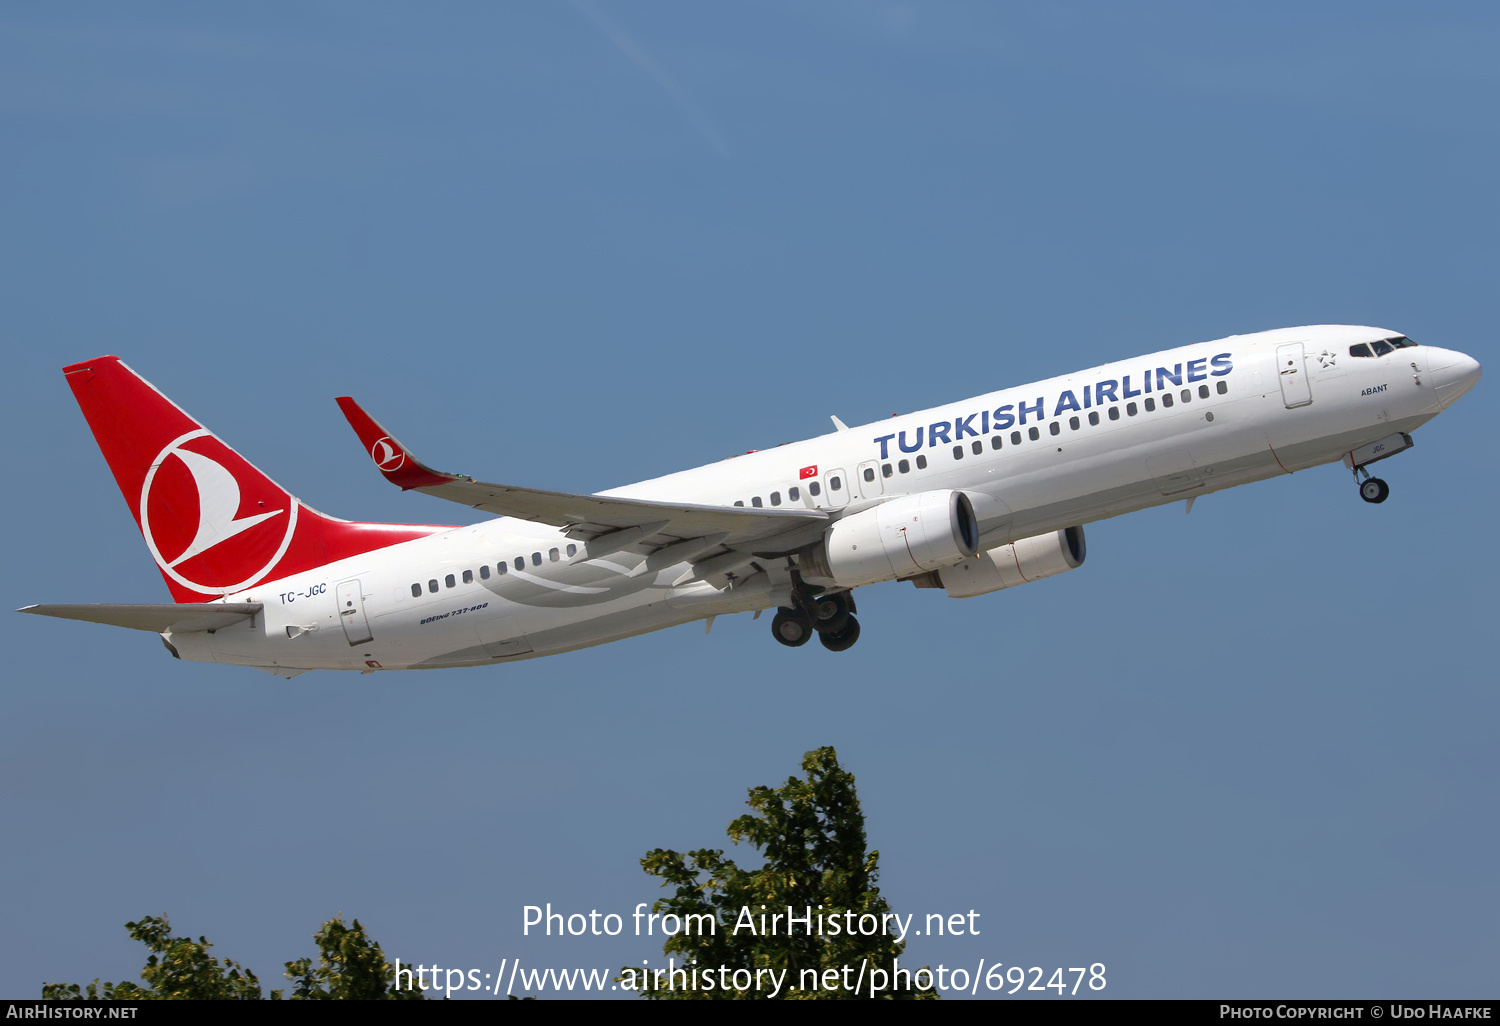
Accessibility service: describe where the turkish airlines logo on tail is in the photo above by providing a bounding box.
[139,430,299,594]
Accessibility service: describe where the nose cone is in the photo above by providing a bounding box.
[1429,349,1482,409]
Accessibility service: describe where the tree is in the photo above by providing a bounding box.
[619,746,938,1000]
[42,915,426,1000]
[281,917,426,1000]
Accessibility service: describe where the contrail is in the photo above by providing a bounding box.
[569,0,729,157]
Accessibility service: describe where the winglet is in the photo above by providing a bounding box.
[335,396,460,491]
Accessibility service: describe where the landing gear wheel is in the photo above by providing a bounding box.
[1359,477,1389,504]
[818,616,861,652]
[809,592,853,634]
[771,607,813,648]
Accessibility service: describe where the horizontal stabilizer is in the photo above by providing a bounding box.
[18,603,263,634]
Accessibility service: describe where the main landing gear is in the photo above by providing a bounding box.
[770,571,861,652]
[1353,465,1390,504]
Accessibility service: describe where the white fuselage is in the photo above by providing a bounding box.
[168,326,1476,674]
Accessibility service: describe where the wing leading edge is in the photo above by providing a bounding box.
[334,397,828,566]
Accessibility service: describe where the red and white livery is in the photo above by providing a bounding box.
[21,327,1481,675]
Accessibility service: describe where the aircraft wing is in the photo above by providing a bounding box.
[334,397,828,551]
[19,603,263,633]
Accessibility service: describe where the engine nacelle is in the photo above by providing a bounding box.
[936,525,1086,598]
[800,491,979,589]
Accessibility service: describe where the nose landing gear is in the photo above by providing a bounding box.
[1352,464,1390,504]
[1344,432,1412,505]
[1359,476,1390,504]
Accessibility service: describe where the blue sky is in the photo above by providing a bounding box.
[2,1,1495,999]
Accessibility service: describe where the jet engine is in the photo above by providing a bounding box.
[797,491,979,589]
[931,525,1086,598]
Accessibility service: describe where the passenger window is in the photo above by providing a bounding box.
[1089,412,1100,426]
[1048,422,1060,436]
[752,496,763,507]
[1011,431,1022,445]
[1145,397,1156,412]
[411,583,422,598]
[497,562,508,576]
[1108,407,1120,421]
[1161,394,1173,409]
[428,579,439,593]
[1216,380,1228,394]
[1069,416,1080,430]
[1127,402,1138,416]
[1199,384,1210,399]
[789,487,799,500]
[898,459,910,473]
[1349,344,1373,358]
[810,481,821,496]
[1028,427,1040,441]
[863,468,875,482]
[566,544,577,557]
[972,440,982,455]
[514,557,525,571]
[462,569,473,584]
[531,552,542,566]
[830,476,842,491]
[1181,388,1192,403]
[915,455,928,470]
[445,574,456,588]
[734,500,744,506]
[990,436,1002,450]
[549,548,560,562]
[1372,340,1394,356]
[771,491,782,505]
[953,445,964,459]
[882,463,893,478]
[480,565,490,580]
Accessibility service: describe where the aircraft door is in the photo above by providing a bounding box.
[823,468,849,509]
[856,460,883,500]
[336,579,373,646]
[1276,343,1313,409]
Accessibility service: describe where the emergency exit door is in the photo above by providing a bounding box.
[823,468,849,509]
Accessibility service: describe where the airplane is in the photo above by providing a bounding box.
[19,325,1481,677]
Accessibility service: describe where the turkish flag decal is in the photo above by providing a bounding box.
[800,465,818,480]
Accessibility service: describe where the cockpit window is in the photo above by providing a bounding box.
[1386,335,1417,348]
[1349,344,1373,358]
[1371,339,1394,356]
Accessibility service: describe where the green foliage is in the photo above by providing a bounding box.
[42,917,265,1000]
[281,917,426,1000]
[620,746,937,1000]
[42,915,426,1000]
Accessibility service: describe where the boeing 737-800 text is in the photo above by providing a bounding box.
[20,325,1480,676]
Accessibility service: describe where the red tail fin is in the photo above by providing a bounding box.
[63,356,453,602]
